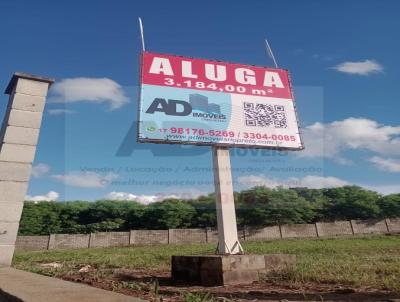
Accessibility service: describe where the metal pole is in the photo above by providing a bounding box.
[265,38,278,68]
[138,17,146,52]
[212,146,243,255]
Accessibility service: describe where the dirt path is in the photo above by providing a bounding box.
[62,269,400,302]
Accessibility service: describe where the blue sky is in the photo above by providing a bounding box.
[0,0,399,202]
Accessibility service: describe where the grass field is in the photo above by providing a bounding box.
[13,235,400,300]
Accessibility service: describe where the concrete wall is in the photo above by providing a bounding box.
[205,228,219,243]
[350,219,389,235]
[53,234,90,250]
[245,226,281,241]
[13,218,400,251]
[281,223,317,238]
[89,232,130,248]
[15,235,49,251]
[131,230,168,245]
[386,218,400,233]
[316,221,353,237]
[169,228,207,244]
[0,73,53,266]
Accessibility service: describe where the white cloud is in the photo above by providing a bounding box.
[105,190,207,205]
[51,171,118,188]
[47,109,76,115]
[364,184,400,195]
[368,156,400,173]
[32,163,50,178]
[299,118,400,162]
[237,174,400,195]
[105,192,171,205]
[105,192,139,201]
[26,191,59,203]
[237,174,349,189]
[332,59,383,75]
[297,175,350,188]
[237,175,286,188]
[50,77,129,110]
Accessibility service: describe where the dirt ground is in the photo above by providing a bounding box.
[62,268,400,302]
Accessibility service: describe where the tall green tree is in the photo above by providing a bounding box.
[141,199,196,229]
[188,195,217,228]
[321,186,381,220]
[19,202,61,235]
[377,194,400,218]
[19,186,399,235]
[237,186,317,226]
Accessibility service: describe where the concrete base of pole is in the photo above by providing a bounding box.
[171,254,296,286]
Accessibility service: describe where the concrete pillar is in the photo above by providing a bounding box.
[0,73,53,267]
[47,234,56,250]
[88,233,94,248]
[168,229,173,244]
[314,223,320,237]
[349,220,355,235]
[212,147,243,254]
[384,218,390,233]
[129,230,135,245]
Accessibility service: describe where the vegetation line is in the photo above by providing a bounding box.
[20,186,400,235]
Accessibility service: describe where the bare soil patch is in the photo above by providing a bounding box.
[62,268,400,302]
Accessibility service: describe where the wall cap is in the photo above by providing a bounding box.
[5,72,55,95]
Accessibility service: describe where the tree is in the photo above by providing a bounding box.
[291,187,330,221]
[188,195,217,228]
[237,187,317,226]
[19,202,61,235]
[58,201,90,233]
[142,199,196,229]
[85,219,125,233]
[321,186,381,220]
[377,194,400,218]
[124,202,146,229]
[18,186,399,236]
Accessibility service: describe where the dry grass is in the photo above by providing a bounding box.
[13,235,400,292]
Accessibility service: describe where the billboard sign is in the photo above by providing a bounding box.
[138,52,303,150]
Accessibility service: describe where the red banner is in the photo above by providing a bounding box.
[142,52,293,99]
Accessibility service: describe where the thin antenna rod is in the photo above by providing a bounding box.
[138,17,146,52]
[265,38,278,68]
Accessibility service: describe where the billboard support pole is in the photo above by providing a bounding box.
[212,146,243,255]
[138,17,146,52]
[265,38,278,68]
